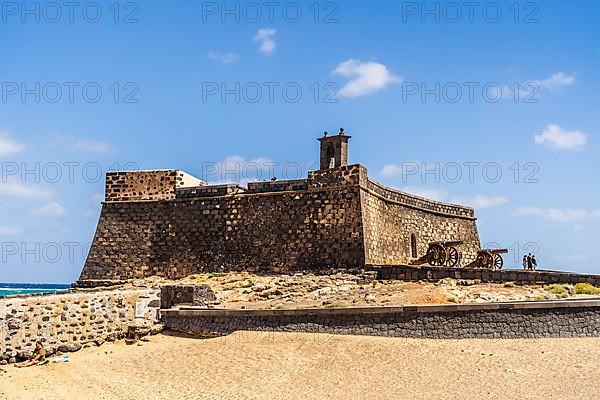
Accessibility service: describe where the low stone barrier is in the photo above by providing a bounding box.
[160,284,216,309]
[161,299,600,339]
[0,288,160,364]
[371,265,600,286]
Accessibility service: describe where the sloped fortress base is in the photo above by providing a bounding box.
[79,134,480,283]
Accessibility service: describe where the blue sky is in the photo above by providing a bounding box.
[0,0,598,283]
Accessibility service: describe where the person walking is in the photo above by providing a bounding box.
[532,255,538,271]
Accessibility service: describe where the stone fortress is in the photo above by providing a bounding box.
[79,130,481,284]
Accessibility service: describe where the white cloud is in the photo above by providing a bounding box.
[401,186,448,202]
[0,180,54,199]
[533,72,576,90]
[253,28,277,55]
[534,124,587,151]
[0,225,22,236]
[380,164,403,178]
[496,72,576,101]
[0,132,25,156]
[205,155,277,185]
[333,59,401,98]
[208,51,239,64]
[74,139,112,153]
[402,186,507,209]
[451,195,508,209]
[515,207,600,222]
[31,202,66,217]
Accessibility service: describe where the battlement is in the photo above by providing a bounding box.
[105,170,206,202]
[103,164,367,202]
[176,184,245,199]
[247,179,310,193]
[364,179,475,219]
[102,165,472,220]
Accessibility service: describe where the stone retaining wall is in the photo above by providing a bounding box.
[0,288,160,363]
[372,265,600,286]
[161,300,600,339]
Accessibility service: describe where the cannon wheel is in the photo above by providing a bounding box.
[494,254,504,270]
[477,251,494,269]
[446,246,459,267]
[427,244,446,266]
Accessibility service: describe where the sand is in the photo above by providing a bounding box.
[1,332,599,400]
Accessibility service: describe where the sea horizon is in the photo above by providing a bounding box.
[0,282,72,297]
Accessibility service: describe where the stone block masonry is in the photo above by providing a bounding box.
[373,265,600,286]
[105,170,206,202]
[161,284,216,310]
[79,134,481,284]
[361,179,480,265]
[80,164,481,283]
[82,166,366,281]
[0,288,160,363]
[161,300,600,339]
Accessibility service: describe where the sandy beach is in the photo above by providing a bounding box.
[2,331,599,400]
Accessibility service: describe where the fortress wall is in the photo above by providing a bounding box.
[81,164,482,282]
[247,179,310,193]
[176,184,244,198]
[308,164,365,187]
[81,182,365,281]
[360,179,480,265]
[105,170,206,202]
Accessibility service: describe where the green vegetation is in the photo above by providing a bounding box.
[504,282,517,288]
[528,284,541,289]
[574,283,600,295]
[545,284,569,298]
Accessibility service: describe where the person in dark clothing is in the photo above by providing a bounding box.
[522,255,528,270]
[527,253,533,270]
[532,255,538,271]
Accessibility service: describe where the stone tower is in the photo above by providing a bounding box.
[318,129,351,170]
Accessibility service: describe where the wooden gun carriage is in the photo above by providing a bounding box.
[409,240,462,268]
[464,248,508,270]
[409,241,508,270]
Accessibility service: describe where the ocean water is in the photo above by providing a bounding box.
[0,283,71,297]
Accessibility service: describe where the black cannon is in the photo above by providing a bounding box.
[465,248,508,270]
[409,240,463,268]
